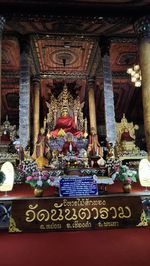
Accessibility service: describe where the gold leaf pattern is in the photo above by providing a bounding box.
[9,216,22,233]
[136,210,148,227]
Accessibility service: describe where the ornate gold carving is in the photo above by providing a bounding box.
[0,116,17,141]
[9,216,22,232]
[116,114,138,142]
[46,84,85,131]
[115,114,140,156]
[136,210,148,227]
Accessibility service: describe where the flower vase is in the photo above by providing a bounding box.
[122,183,132,193]
[34,187,44,197]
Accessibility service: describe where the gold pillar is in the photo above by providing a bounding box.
[32,76,40,145]
[88,77,97,134]
[134,16,150,160]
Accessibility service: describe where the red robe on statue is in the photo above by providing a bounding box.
[121,130,134,141]
[51,116,82,137]
[61,141,78,155]
[0,132,11,144]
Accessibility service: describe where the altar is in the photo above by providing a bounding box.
[0,184,149,233]
[0,84,150,235]
[1,171,150,232]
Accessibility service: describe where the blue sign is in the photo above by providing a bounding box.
[59,176,98,197]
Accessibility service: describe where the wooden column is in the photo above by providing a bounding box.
[19,36,31,149]
[88,77,97,134]
[0,16,5,125]
[32,76,40,145]
[134,16,150,160]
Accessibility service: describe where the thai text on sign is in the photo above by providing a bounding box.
[9,196,147,233]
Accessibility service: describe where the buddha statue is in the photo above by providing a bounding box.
[121,128,134,142]
[32,127,49,167]
[115,114,140,155]
[121,127,136,152]
[88,127,103,157]
[50,106,82,138]
[61,132,78,155]
[0,130,11,144]
[0,116,17,144]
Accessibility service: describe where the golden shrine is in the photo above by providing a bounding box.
[0,117,18,166]
[45,83,86,135]
[115,114,147,160]
[32,84,90,168]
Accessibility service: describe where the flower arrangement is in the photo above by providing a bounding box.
[17,159,61,188]
[113,165,137,184]
[26,170,61,188]
[105,159,120,177]
[26,170,49,188]
[16,159,37,181]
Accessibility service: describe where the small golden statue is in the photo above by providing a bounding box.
[32,127,49,167]
[115,114,139,156]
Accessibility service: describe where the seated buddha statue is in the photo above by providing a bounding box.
[50,106,82,138]
[115,114,140,156]
[121,128,134,142]
[121,127,136,152]
[0,130,11,144]
[61,133,78,155]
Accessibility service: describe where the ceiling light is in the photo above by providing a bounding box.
[135,81,141,87]
[127,64,142,87]
[127,68,132,74]
[134,65,140,71]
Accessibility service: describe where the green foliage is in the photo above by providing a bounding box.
[0,171,6,185]
[116,165,137,184]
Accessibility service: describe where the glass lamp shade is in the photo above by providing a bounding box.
[127,68,133,74]
[134,73,140,78]
[139,159,150,187]
[134,64,140,71]
[127,64,142,87]
[131,70,135,76]
[0,162,14,192]
[135,81,141,87]
[131,76,137,82]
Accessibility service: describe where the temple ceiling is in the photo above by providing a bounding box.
[0,0,149,127]
[34,37,95,77]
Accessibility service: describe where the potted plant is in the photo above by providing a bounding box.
[26,170,50,196]
[113,164,137,193]
[26,170,61,197]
